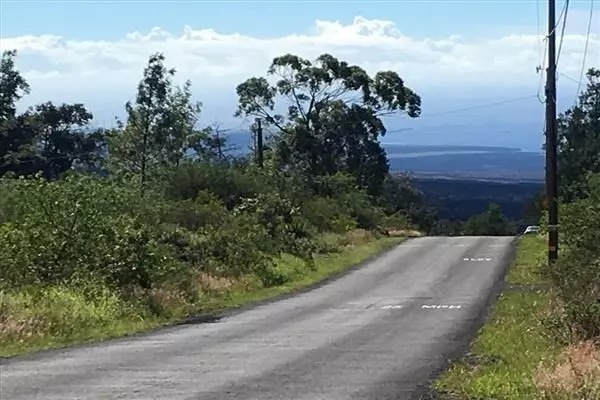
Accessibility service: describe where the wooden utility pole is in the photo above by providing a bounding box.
[255,118,264,168]
[545,0,559,263]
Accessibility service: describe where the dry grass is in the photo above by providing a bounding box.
[386,229,423,237]
[197,274,236,291]
[0,315,41,338]
[536,340,600,398]
[340,229,376,245]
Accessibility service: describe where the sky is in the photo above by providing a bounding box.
[1,0,599,150]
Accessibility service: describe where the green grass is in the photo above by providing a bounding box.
[0,234,404,358]
[220,236,402,310]
[505,234,547,285]
[434,235,562,400]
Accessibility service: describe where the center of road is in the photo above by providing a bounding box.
[381,304,464,310]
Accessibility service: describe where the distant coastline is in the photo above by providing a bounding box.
[381,144,525,153]
[222,131,545,182]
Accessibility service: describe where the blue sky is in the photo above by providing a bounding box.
[1,0,599,151]
[2,1,548,39]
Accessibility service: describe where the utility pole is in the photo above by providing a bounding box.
[545,0,559,263]
[255,118,264,168]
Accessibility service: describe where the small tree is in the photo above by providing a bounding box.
[0,50,30,121]
[463,203,510,236]
[108,53,208,196]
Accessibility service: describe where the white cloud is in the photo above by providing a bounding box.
[1,16,598,122]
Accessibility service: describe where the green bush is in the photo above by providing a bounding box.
[254,261,294,287]
[0,161,411,342]
[301,197,357,233]
[0,175,179,290]
[166,161,269,208]
[541,174,600,340]
[318,175,385,230]
[167,191,229,231]
[380,212,411,231]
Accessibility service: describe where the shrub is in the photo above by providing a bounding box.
[166,161,269,208]
[0,175,179,290]
[380,212,411,231]
[167,190,229,231]
[301,197,356,233]
[541,174,600,340]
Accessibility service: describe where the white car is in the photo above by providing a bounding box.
[523,225,540,235]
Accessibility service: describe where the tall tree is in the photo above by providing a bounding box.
[108,53,205,195]
[557,68,600,202]
[0,50,30,121]
[161,80,202,167]
[234,53,421,195]
[0,50,37,176]
[1,51,104,178]
[30,102,106,179]
[0,113,40,177]
[109,53,174,196]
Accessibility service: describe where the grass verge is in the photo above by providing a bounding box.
[434,235,600,400]
[0,232,405,358]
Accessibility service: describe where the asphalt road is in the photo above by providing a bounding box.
[1,236,515,400]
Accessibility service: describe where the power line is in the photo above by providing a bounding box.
[537,0,570,104]
[559,72,584,85]
[536,0,547,103]
[574,0,595,106]
[555,0,569,67]
[549,0,569,37]
[537,43,548,103]
[416,95,538,119]
[385,95,540,135]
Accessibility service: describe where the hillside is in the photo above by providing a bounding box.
[413,177,542,222]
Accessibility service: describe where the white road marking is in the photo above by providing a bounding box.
[381,305,404,310]
[463,257,493,262]
[421,304,462,309]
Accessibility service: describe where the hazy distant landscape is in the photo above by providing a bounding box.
[225,131,545,182]
[219,131,544,224]
[387,148,544,182]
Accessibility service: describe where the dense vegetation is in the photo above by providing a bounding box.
[418,177,543,235]
[541,68,600,342]
[0,50,434,353]
[0,46,560,355]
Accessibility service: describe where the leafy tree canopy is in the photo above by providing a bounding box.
[234,53,422,195]
[557,68,600,202]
